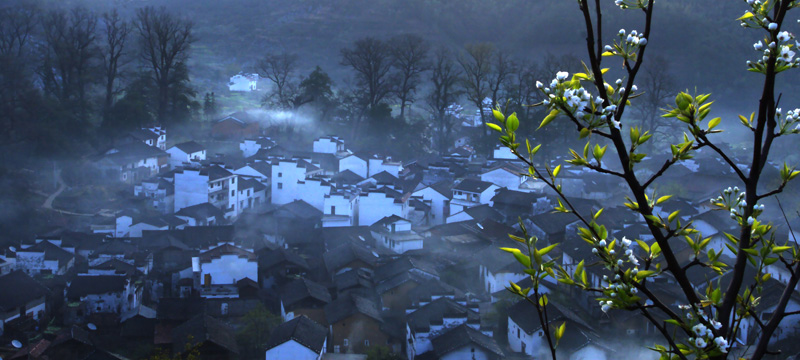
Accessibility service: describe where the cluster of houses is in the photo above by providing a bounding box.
[1,111,799,360]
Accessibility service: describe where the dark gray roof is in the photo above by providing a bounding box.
[453,178,495,193]
[0,271,49,312]
[19,241,74,267]
[128,128,159,141]
[238,177,266,192]
[200,165,233,181]
[406,297,478,331]
[175,202,225,221]
[266,315,327,353]
[331,170,365,185]
[260,248,310,270]
[156,298,205,321]
[282,278,332,307]
[323,242,379,274]
[276,200,323,220]
[173,141,205,154]
[171,314,239,355]
[431,324,504,357]
[462,204,504,222]
[491,188,539,207]
[324,293,382,324]
[67,275,127,299]
[101,142,167,166]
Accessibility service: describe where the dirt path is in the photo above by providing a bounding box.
[41,169,98,217]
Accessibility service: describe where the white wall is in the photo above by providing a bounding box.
[234,166,269,182]
[265,340,323,360]
[508,316,541,356]
[481,169,523,191]
[240,140,261,158]
[174,169,210,212]
[272,161,305,206]
[116,216,132,238]
[201,255,258,285]
[358,192,404,226]
[313,138,341,154]
[296,179,331,211]
[368,158,402,177]
[15,252,60,275]
[129,223,167,238]
[340,156,368,179]
[412,188,449,225]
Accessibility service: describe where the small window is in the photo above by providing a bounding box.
[278,172,283,177]
[343,339,349,347]
[231,178,235,184]
[231,190,235,197]
[277,183,283,189]
[365,340,370,346]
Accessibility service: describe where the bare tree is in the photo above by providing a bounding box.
[39,7,99,116]
[633,55,677,146]
[101,9,130,120]
[340,37,394,111]
[458,42,494,153]
[0,5,38,138]
[134,6,194,124]
[389,34,430,119]
[487,50,515,111]
[427,47,462,155]
[257,52,303,109]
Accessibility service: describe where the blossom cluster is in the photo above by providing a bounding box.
[677,305,730,354]
[595,237,642,313]
[603,29,647,63]
[535,72,616,128]
[710,186,764,225]
[776,108,800,135]
[749,30,799,70]
[614,0,651,10]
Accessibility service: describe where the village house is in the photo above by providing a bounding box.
[240,136,277,158]
[325,293,389,354]
[271,158,327,207]
[212,112,260,139]
[66,274,142,317]
[166,141,206,169]
[134,177,175,214]
[174,165,238,218]
[95,142,169,184]
[122,126,167,150]
[357,188,406,227]
[259,247,310,289]
[171,314,239,359]
[265,315,328,360]
[231,162,271,184]
[127,215,187,237]
[339,153,369,179]
[368,155,404,178]
[15,239,75,275]
[191,243,258,298]
[175,202,226,226]
[0,271,49,336]
[323,192,359,228]
[280,278,332,325]
[449,179,500,215]
[411,182,452,225]
[370,216,424,254]
[313,136,347,155]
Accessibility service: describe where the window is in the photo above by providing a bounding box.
[231,190,235,197]
[277,183,283,189]
[364,340,370,346]
[331,206,336,215]
[343,339,349,347]
[247,190,250,196]
[221,303,229,315]
[278,172,283,177]
[231,178,235,184]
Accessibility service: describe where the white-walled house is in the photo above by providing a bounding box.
[358,188,405,227]
[195,243,258,286]
[95,142,169,184]
[368,156,403,178]
[240,137,276,158]
[271,159,324,206]
[228,73,258,92]
[66,274,141,316]
[313,136,346,155]
[450,179,499,215]
[265,315,327,360]
[480,164,529,191]
[166,141,206,169]
[323,192,358,227]
[134,177,174,214]
[15,240,75,276]
[232,162,271,184]
[174,166,238,217]
[175,202,225,226]
[0,271,49,336]
[339,154,368,179]
[370,215,424,253]
[412,182,452,226]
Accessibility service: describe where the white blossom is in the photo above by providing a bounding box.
[754,41,764,51]
[693,324,709,337]
[556,71,569,81]
[695,337,707,348]
[769,22,778,30]
[714,337,729,352]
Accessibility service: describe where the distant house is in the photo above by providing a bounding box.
[128,215,187,237]
[171,314,239,358]
[313,136,346,155]
[240,136,276,158]
[322,192,358,228]
[174,165,238,217]
[95,142,169,184]
[66,274,141,316]
[412,182,452,226]
[123,126,167,150]
[232,162,271,184]
[357,188,405,227]
[370,216,424,254]
[430,324,504,360]
[323,242,379,278]
[175,202,225,226]
[339,154,369,179]
[446,204,503,224]
[368,155,403,178]
[280,278,331,324]
[265,315,327,360]
[480,163,530,191]
[0,271,49,336]
[15,240,75,275]
[134,177,175,214]
[234,177,267,213]
[271,159,330,210]
[193,243,258,294]
[449,179,500,215]
[325,293,387,354]
[228,72,258,92]
[166,141,206,169]
[259,248,310,289]
[212,112,260,139]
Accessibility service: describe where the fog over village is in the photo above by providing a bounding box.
[1,1,800,360]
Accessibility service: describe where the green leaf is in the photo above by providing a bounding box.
[493,109,505,122]
[539,294,549,306]
[708,117,721,130]
[487,123,502,132]
[636,270,657,279]
[539,109,560,129]
[656,195,672,205]
[553,165,562,178]
[555,322,566,343]
[737,11,754,20]
[540,243,558,256]
[507,113,519,132]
